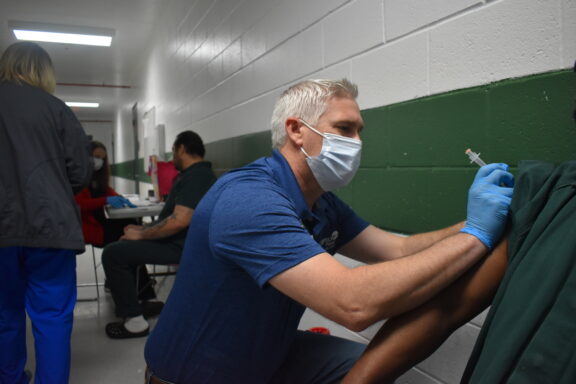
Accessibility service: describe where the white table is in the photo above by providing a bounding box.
[104,202,165,219]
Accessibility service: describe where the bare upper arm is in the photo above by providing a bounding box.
[171,204,194,228]
[269,252,356,327]
[338,225,407,264]
[439,236,509,322]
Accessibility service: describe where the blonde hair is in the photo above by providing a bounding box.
[0,42,56,93]
[270,79,358,149]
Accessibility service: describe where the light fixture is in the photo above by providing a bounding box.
[66,102,100,108]
[10,21,114,47]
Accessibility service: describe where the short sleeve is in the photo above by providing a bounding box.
[174,169,214,209]
[209,180,326,287]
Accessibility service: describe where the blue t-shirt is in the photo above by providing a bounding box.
[145,150,369,383]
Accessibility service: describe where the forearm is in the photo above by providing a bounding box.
[401,222,465,256]
[343,238,508,384]
[345,233,486,324]
[134,213,186,240]
[279,233,488,330]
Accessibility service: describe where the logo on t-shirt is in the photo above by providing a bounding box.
[319,230,339,251]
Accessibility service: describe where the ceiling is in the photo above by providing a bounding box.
[0,0,164,122]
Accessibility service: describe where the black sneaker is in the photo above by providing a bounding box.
[105,321,149,339]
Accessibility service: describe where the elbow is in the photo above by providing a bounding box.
[339,309,378,333]
[345,317,373,333]
[174,220,190,232]
[334,299,381,333]
[334,291,405,332]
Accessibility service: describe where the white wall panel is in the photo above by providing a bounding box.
[351,32,429,109]
[228,0,279,45]
[241,24,267,66]
[193,91,279,144]
[430,0,563,94]
[384,0,482,41]
[261,0,302,52]
[114,106,135,163]
[563,0,576,67]
[83,122,113,151]
[222,39,243,78]
[111,177,136,194]
[323,0,385,65]
[299,0,350,29]
[311,61,352,82]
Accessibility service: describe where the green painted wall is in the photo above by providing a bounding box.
[112,70,576,233]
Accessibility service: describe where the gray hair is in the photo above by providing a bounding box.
[270,79,358,149]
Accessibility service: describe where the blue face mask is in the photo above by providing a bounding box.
[299,119,362,191]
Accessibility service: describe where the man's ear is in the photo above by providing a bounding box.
[284,117,304,147]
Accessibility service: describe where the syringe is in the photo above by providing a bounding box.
[465,148,487,167]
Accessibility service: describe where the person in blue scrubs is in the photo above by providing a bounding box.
[0,42,92,383]
[144,79,514,383]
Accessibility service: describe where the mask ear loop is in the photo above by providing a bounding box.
[300,146,312,159]
[298,119,324,160]
[299,119,326,138]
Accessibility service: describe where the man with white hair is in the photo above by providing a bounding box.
[144,79,514,383]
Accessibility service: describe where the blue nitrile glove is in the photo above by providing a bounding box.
[106,196,136,208]
[460,163,514,250]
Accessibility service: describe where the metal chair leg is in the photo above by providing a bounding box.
[77,244,103,307]
[91,245,100,304]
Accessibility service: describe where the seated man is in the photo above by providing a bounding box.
[102,130,216,339]
[343,76,576,383]
[143,79,514,383]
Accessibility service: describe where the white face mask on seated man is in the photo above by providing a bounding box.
[299,118,362,192]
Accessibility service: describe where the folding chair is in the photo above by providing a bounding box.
[77,244,103,304]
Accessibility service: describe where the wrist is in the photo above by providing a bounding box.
[460,225,492,250]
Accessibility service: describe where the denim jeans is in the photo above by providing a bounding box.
[269,330,366,384]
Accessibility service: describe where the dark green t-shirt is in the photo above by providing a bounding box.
[158,161,216,246]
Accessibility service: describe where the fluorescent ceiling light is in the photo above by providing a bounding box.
[14,30,112,46]
[66,102,100,108]
[10,21,114,47]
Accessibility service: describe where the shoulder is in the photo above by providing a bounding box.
[213,166,293,213]
[177,164,217,191]
[218,162,281,195]
[184,162,217,180]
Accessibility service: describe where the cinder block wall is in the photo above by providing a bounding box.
[112,0,576,382]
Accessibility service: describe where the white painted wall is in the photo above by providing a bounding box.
[112,0,576,382]
[120,0,573,156]
[82,122,113,156]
